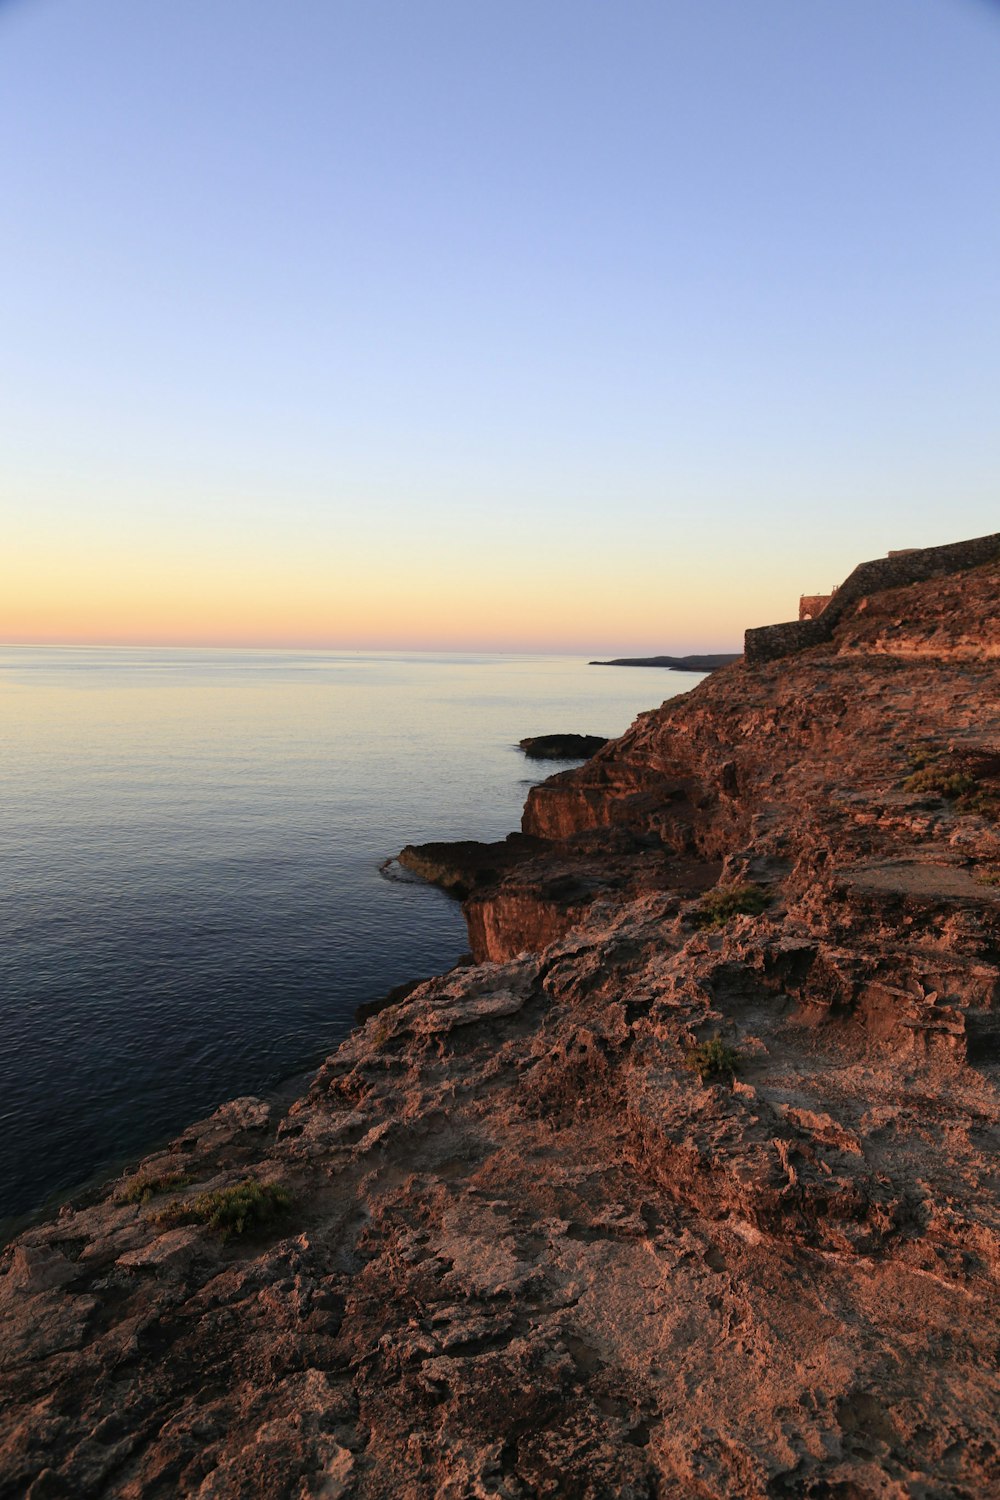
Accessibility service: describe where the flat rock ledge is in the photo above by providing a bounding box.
[396,833,548,898]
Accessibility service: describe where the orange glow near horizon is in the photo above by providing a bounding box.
[4,0,1000,663]
[5,468,942,655]
[0,528,802,654]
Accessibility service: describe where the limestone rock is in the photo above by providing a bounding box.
[4,556,1000,1496]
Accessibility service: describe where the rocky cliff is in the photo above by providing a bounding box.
[4,560,1000,1498]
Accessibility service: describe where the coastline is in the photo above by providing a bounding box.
[2,649,662,1229]
[588,652,741,671]
[4,548,1000,1496]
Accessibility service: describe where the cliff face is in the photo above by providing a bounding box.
[4,561,1000,1498]
[509,558,1000,959]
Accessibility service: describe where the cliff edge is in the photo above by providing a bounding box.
[4,554,1000,1498]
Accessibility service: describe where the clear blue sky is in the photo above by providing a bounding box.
[2,0,998,650]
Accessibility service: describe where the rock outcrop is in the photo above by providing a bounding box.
[519,734,609,760]
[395,834,547,899]
[4,556,1000,1498]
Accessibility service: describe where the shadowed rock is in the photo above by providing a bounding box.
[518,732,609,759]
[396,833,547,897]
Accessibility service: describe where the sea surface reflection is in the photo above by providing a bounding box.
[0,647,697,1228]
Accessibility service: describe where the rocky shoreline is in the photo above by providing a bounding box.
[4,552,1000,1497]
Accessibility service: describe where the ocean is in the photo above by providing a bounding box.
[0,647,696,1232]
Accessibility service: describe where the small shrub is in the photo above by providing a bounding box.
[902,766,975,798]
[691,882,768,930]
[902,758,999,818]
[116,1171,191,1205]
[684,1036,741,1084]
[905,744,944,772]
[957,789,1000,821]
[158,1179,292,1240]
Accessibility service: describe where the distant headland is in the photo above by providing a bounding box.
[590,651,741,671]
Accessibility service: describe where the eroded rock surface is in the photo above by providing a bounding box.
[4,560,1000,1497]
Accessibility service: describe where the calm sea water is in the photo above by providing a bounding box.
[0,648,695,1230]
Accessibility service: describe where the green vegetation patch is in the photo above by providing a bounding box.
[684,1036,741,1084]
[158,1179,292,1240]
[116,1171,191,1205]
[902,765,976,798]
[905,743,945,772]
[691,882,769,930]
[902,754,1000,820]
[957,789,1000,821]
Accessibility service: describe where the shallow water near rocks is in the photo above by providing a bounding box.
[0,646,697,1228]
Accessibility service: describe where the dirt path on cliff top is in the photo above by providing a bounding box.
[4,562,1000,1498]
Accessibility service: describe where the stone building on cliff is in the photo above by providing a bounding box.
[798,591,836,620]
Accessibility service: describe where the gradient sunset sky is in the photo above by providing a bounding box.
[3,0,999,653]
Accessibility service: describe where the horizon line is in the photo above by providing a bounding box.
[0,639,744,656]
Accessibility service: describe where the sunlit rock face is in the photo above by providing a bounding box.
[4,558,1000,1497]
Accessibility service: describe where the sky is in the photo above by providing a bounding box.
[2,0,998,654]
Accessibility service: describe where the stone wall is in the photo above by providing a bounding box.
[746,531,1000,664]
[799,593,834,620]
